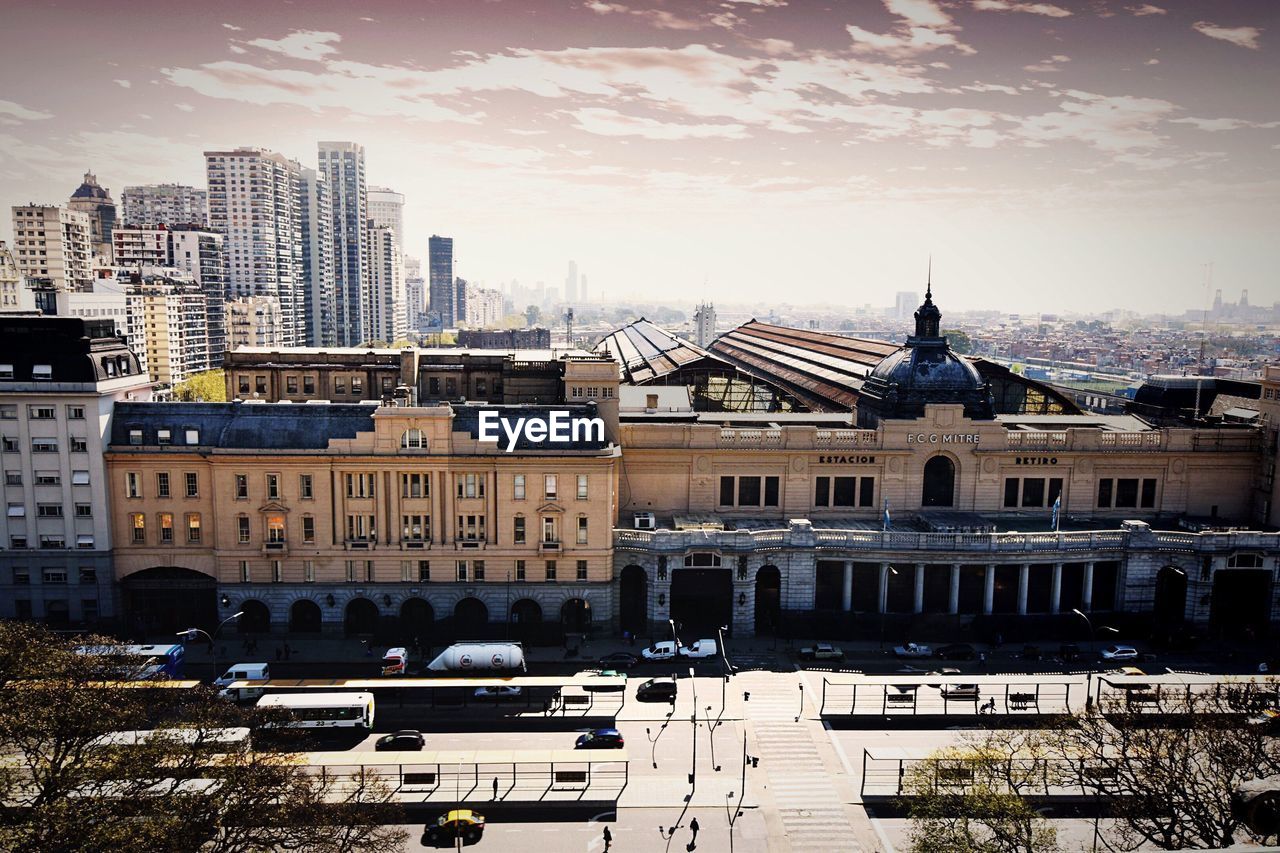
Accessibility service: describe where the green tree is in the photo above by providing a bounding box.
[524,305,541,326]
[0,622,406,853]
[942,329,973,354]
[173,369,227,402]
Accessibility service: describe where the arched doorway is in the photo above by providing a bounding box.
[344,598,379,636]
[619,565,648,635]
[922,455,956,507]
[120,566,217,635]
[289,599,322,633]
[400,598,434,644]
[1153,566,1187,628]
[511,598,542,625]
[238,600,271,634]
[454,598,489,635]
[755,566,781,635]
[561,598,592,633]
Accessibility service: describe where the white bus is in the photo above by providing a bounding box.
[256,692,375,731]
[90,726,251,751]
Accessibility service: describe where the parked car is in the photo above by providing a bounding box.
[636,677,678,702]
[799,643,845,662]
[423,810,484,845]
[1100,645,1138,661]
[582,670,627,692]
[474,685,523,700]
[934,643,975,661]
[925,668,962,687]
[893,643,932,659]
[678,639,718,659]
[376,730,425,751]
[575,728,625,749]
[1058,643,1081,662]
[940,684,981,700]
[598,652,639,669]
[642,641,680,661]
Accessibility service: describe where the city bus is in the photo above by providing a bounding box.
[256,692,375,731]
[73,643,186,680]
[90,726,251,753]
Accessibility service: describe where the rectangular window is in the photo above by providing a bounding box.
[545,560,557,581]
[156,472,170,498]
[241,561,250,583]
[474,560,485,581]
[345,473,375,498]
[157,428,172,445]
[514,516,526,544]
[516,560,526,581]
[577,474,588,500]
[66,405,85,420]
[266,515,285,543]
[304,560,315,583]
[237,516,251,544]
[5,472,20,486]
[738,476,762,506]
[131,513,146,543]
[402,515,429,541]
[37,504,63,518]
[7,502,24,518]
[401,473,428,499]
[42,568,67,585]
[544,474,557,500]
[235,473,248,499]
[1115,478,1139,508]
[719,476,735,507]
[334,378,346,395]
[577,560,588,581]
[832,476,857,507]
[1004,478,1020,508]
[859,476,875,508]
[1048,478,1064,507]
[303,376,315,395]
[185,429,199,445]
[13,568,29,584]
[815,477,830,507]
[128,428,142,446]
[39,472,64,486]
[346,514,376,541]
[185,472,198,497]
[2,436,18,452]
[79,567,97,585]
[577,516,588,544]
[28,405,55,419]
[266,473,279,500]
[401,560,414,582]
[0,405,13,419]
[271,560,282,583]
[70,438,87,453]
[186,513,201,542]
[300,474,313,499]
[513,474,526,500]
[456,514,486,541]
[31,439,57,453]
[1140,478,1157,509]
[286,376,298,395]
[1097,479,1113,509]
[1022,478,1045,508]
[456,473,484,499]
[346,560,357,582]
[302,515,316,543]
[75,503,92,518]
[159,513,173,543]
[238,376,250,395]
[765,476,780,507]
[418,560,430,582]
[456,560,468,582]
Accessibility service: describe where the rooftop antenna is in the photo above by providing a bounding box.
[926,256,932,300]
[1194,261,1213,423]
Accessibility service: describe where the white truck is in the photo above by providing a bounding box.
[425,642,526,673]
[642,640,680,661]
[214,662,270,702]
[678,639,718,659]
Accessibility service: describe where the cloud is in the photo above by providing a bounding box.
[971,0,1071,17]
[246,30,342,61]
[1170,116,1279,131]
[1012,89,1175,152]
[1023,54,1070,72]
[114,79,132,88]
[846,0,974,57]
[222,22,242,31]
[1192,21,1262,50]
[584,1,742,31]
[1144,58,1159,65]
[569,107,750,139]
[174,102,195,112]
[0,99,54,123]
[962,83,1020,94]
[1128,4,1165,15]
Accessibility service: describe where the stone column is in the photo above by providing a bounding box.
[841,561,853,612]
[1050,563,1063,615]
[913,563,925,614]
[983,564,995,615]
[1017,564,1029,615]
[948,565,961,615]
[1082,562,1094,611]
[879,562,890,614]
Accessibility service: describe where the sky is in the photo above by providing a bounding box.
[1,0,1278,315]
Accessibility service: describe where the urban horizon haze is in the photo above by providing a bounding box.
[1,0,1277,315]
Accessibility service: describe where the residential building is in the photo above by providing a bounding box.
[457,328,551,349]
[10,204,93,292]
[68,172,117,262]
[226,296,283,350]
[205,148,307,347]
[463,283,504,329]
[133,278,209,388]
[318,141,368,346]
[0,316,152,627]
[693,302,716,347]
[120,184,208,228]
[565,260,578,304]
[405,275,426,332]
[0,242,34,312]
[427,235,454,326]
[367,186,405,254]
[367,223,406,344]
[299,167,335,347]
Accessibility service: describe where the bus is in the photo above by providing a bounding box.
[90,727,251,752]
[74,644,186,680]
[256,692,375,731]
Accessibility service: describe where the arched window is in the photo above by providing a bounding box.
[683,552,722,568]
[400,428,427,450]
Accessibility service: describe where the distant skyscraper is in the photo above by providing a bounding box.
[10,204,93,291]
[319,141,369,346]
[454,276,468,327]
[68,172,116,261]
[367,223,406,343]
[299,167,335,347]
[894,291,919,321]
[694,302,716,347]
[404,255,424,331]
[580,273,588,304]
[367,186,405,250]
[121,184,207,228]
[565,260,578,303]
[428,235,455,326]
[205,147,305,347]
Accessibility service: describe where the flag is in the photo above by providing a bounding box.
[1051,494,1061,531]
[883,498,892,531]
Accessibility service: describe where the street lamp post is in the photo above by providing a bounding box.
[178,610,244,683]
[724,729,750,853]
[706,625,732,772]
[1071,608,1118,709]
[879,566,899,651]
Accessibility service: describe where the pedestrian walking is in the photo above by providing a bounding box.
[275,647,282,662]
[602,826,612,850]
[689,816,700,850]
[492,777,499,799]
[283,642,291,660]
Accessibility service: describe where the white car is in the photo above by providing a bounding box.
[893,643,932,659]
[678,639,717,659]
[1100,645,1138,661]
[474,685,523,700]
[642,640,680,661]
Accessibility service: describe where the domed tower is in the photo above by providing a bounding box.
[69,171,116,261]
[856,269,994,427]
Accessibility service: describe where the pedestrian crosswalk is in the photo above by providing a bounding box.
[738,672,866,852]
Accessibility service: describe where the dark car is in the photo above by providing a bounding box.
[636,677,677,702]
[575,728,625,749]
[934,643,976,661]
[376,730,424,751]
[598,652,640,669]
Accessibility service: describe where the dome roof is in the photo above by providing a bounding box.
[867,343,986,393]
[71,172,111,201]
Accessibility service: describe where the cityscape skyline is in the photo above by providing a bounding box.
[1,0,1278,316]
